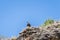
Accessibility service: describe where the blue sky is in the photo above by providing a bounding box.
[0,0,60,37]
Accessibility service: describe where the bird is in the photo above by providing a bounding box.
[26,22,31,29]
[27,22,31,27]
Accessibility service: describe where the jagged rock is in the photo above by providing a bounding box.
[16,21,60,40]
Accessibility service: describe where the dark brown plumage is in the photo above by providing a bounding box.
[27,22,31,27]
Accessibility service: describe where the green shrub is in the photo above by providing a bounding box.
[44,19,54,26]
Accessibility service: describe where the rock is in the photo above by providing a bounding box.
[16,21,60,40]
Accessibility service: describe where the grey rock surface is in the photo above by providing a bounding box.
[16,21,60,40]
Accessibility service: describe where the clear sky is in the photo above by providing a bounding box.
[0,0,60,37]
